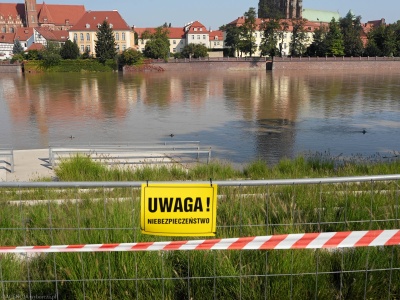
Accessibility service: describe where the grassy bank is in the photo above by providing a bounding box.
[0,155,399,299]
[23,59,117,73]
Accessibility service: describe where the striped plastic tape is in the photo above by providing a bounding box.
[1,230,400,253]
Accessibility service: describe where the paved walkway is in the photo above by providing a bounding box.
[1,149,55,182]
[0,148,180,182]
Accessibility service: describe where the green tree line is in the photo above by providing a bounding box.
[225,8,400,57]
[13,19,210,70]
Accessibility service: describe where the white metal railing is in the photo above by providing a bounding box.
[48,142,211,168]
[0,148,14,173]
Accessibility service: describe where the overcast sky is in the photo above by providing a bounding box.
[5,0,399,29]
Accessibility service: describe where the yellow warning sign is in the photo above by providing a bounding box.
[141,183,218,236]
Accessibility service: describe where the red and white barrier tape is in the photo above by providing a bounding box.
[1,230,400,253]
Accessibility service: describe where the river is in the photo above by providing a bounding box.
[0,69,399,165]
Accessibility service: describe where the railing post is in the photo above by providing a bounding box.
[11,149,14,173]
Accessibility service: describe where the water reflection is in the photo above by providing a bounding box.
[0,69,399,164]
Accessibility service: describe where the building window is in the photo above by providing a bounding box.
[80,45,84,52]
[192,35,194,39]
[115,33,119,40]
[173,40,176,44]
[85,23,90,29]
[173,48,176,52]
[86,33,90,41]
[10,27,14,33]
[74,33,77,41]
[122,32,125,41]
[1,27,5,33]
[80,33,84,41]
[200,28,203,31]
[122,44,126,50]
[86,45,90,52]
[194,28,197,31]
[203,35,206,39]
[197,35,200,39]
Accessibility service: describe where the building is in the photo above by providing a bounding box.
[135,21,214,55]
[225,16,322,57]
[69,10,134,56]
[209,30,224,50]
[258,0,303,19]
[0,33,15,59]
[33,27,68,47]
[302,9,340,23]
[0,1,86,32]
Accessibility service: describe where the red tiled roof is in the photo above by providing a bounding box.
[36,3,86,26]
[167,27,186,39]
[186,21,209,33]
[209,30,223,40]
[15,27,34,41]
[37,2,54,24]
[0,3,85,27]
[0,3,25,19]
[71,11,130,31]
[134,27,156,37]
[27,43,45,51]
[35,27,68,42]
[134,27,185,39]
[0,33,15,44]
[227,16,325,32]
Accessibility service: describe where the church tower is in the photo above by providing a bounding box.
[258,0,302,19]
[25,0,38,27]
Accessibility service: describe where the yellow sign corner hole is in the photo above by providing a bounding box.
[141,183,218,237]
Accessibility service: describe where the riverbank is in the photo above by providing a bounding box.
[3,57,400,73]
[272,56,400,70]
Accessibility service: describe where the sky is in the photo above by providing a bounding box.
[5,0,400,29]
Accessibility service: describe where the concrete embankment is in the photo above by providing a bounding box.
[124,58,269,72]
[0,64,22,73]
[272,57,400,70]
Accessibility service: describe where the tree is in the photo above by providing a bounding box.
[365,23,397,57]
[259,18,280,57]
[290,19,309,56]
[340,11,364,56]
[142,26,170,60]
[118,48,143,66]
[181,43,209,58]
[306,25,328,56]
[95,20,117,63]
[26,49,40,60]
[12,39,24,55]
[277,20,289,57]
[325,18,345,56]
[40,41,61,68]
[239,7,258,57]
[224,26,242,57]
[393,21,400,56]
[60,40,79,59]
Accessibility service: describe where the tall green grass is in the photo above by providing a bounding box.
[0,154,399,299]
